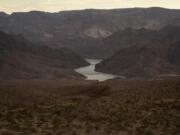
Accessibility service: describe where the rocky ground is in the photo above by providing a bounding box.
[0,78,179,135]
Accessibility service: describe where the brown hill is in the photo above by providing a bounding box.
[101,25,180,57]
[95,26,180,78]
[0,31,89,79]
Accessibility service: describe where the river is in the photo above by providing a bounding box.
[75,59,119,81]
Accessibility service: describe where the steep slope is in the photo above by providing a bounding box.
[1,8,180,58]
[102,28,161,57]
[0,31,89,79]
[95,27,180,78]
[102,25,180,57]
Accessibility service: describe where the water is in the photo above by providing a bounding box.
[75,59,119,81]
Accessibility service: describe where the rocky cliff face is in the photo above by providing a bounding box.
[95,26,180,78]
[0,31,89,79]
[1,8,180,58]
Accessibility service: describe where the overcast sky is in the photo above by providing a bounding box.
[0,0,180,14]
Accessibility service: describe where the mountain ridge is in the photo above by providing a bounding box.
[1,7,180,58]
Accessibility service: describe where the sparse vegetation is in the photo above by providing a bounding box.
[0,78,179,135]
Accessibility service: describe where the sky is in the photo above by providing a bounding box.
[0,0,180,14]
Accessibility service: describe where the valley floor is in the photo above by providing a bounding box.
[0,78,180,135]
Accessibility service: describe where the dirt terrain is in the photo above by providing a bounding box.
[0,78,179,135]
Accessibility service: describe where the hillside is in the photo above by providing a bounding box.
[101,25,180,56]
[95,26,180,78]
[1,8,180,58]
[0,31,89,79]
[0,78,179,135]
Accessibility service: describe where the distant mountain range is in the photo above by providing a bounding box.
[95,26,180,78]
[1,7,180,79]
[0,31,89,79]
[1,7,180,58]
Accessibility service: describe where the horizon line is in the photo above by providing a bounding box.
[1,6,180,15]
